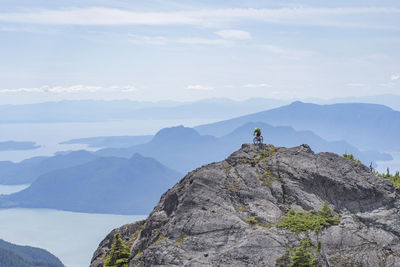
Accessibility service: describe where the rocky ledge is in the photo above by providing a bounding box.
[90,144,400,266]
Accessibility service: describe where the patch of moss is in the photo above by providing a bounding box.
[133,251,143,259]
[246,217,271,228]
[278,202,340,233]
[155,235,167,245]
[223,165,231,175]
[175,233,187,246]
[236,204,248,211]
[228,181,240,192]
[126,225,144,248]
[261,180,272,187]
[247,217,258,225]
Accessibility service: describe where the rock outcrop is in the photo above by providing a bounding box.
[91,144,400,266]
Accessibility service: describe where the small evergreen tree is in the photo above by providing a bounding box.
[290,239,317,267]
[104,232,130,267]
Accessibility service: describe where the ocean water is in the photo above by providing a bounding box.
[0,208,146,267]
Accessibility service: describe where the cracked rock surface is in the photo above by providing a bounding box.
[90,144,400,266]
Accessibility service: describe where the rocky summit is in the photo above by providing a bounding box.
[90,144,400,266]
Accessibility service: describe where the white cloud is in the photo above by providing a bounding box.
[214,29,251,40]
[260,44,313,59]
[176,37,228,46]
[187,85,214,91]
[129,34,168,45]
[346,83,365,87]
[47,85,102,93]
[0,85,137,93]
[119,85,137,92]
[391,73,400,81]
[128,35,228,46]
[379,82,396,88]
[0,7,399,29]
[244,83,273,88]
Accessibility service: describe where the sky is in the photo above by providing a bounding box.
[0,0,399,104]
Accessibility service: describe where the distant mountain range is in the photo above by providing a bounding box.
[0,154,181,214]
[96,124,390,174]
[0,150,97,185]
[0,98,288,123]
[0,239,64,267]
[1,95,400,124]
[195,101,400,151]
[0,141,40,151]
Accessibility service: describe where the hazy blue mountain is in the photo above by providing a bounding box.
[0,239,64,267]
[0,98,288,123]
[306,94,400,111]
[0,154,181,214]
[96,126,231,174]
[96,124,390,174]
[61,135,153,148]
[195,101,400,151]
[0,150,97,185]
[0,141,40,151]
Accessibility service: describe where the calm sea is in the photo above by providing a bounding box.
[0,208,146,267]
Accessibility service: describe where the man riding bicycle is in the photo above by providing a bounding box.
[253,128,261,141]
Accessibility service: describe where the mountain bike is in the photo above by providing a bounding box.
[253,136,263,145]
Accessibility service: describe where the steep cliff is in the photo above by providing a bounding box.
[91,144,400,266]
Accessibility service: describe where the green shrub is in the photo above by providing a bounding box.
[278,202,339,233]
[375,168,400,189]
[104,232,130,267]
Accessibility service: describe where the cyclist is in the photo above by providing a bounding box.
[253,128,261,141]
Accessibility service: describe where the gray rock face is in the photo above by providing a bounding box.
[90,144,400,266]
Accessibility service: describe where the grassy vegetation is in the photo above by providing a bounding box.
[278,202,340,233]
[343,153,361,163]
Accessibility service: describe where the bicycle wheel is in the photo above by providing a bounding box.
[253,137,258,144]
